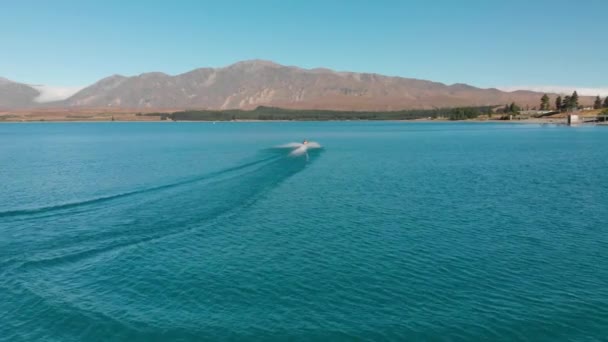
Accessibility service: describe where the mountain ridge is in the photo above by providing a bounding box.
[0,60,592,111]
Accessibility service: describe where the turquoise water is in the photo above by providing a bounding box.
[1,122,607,341]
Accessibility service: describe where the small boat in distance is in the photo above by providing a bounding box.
[277,140,321,158]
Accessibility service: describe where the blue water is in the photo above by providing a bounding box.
[1,122,607,341]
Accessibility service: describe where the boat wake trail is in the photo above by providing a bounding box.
[2,145,323,271]
[0,155,279,219]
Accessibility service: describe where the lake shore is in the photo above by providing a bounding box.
[3,106,604,124]
[0,113,567,124]
[0,117,574,124]
[1,111,603,125]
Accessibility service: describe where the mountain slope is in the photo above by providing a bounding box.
[0,78,40,109]
[3,61,591,111]
[61,60,567,111]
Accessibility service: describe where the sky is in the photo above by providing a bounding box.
[1,0,607,99]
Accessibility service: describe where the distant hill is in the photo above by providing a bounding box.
[0,60,592,111]
[0,77,39,108]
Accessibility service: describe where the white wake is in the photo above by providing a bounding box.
[278,141,322,156]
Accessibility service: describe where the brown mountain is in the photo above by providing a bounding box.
[2,60,591,111]
[0,77,40,109]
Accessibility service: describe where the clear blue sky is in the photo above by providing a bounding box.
[1,0,606,90]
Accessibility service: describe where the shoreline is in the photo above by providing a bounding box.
[0,118,572,124]
[2,114,604,125]
[3,106,603,124]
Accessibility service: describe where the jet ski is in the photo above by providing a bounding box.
[278,140,321,156]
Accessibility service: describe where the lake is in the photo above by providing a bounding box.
[1,122,607,341]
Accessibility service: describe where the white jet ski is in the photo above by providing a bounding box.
[279,140,322,157]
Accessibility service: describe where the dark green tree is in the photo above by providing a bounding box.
[594,96,602,109]
[448,107,481,120]
[603,96,608,108]
[509,102,520,113]
[540,94,550,110]
[561,95,571,112]
[555,96,562,111]
[570,91,579,109]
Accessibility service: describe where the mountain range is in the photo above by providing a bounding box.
[0,60,590,111]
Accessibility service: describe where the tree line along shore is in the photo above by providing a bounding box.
[139,106,496,121]
[3,92,607,122]
[141,91,608,122]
